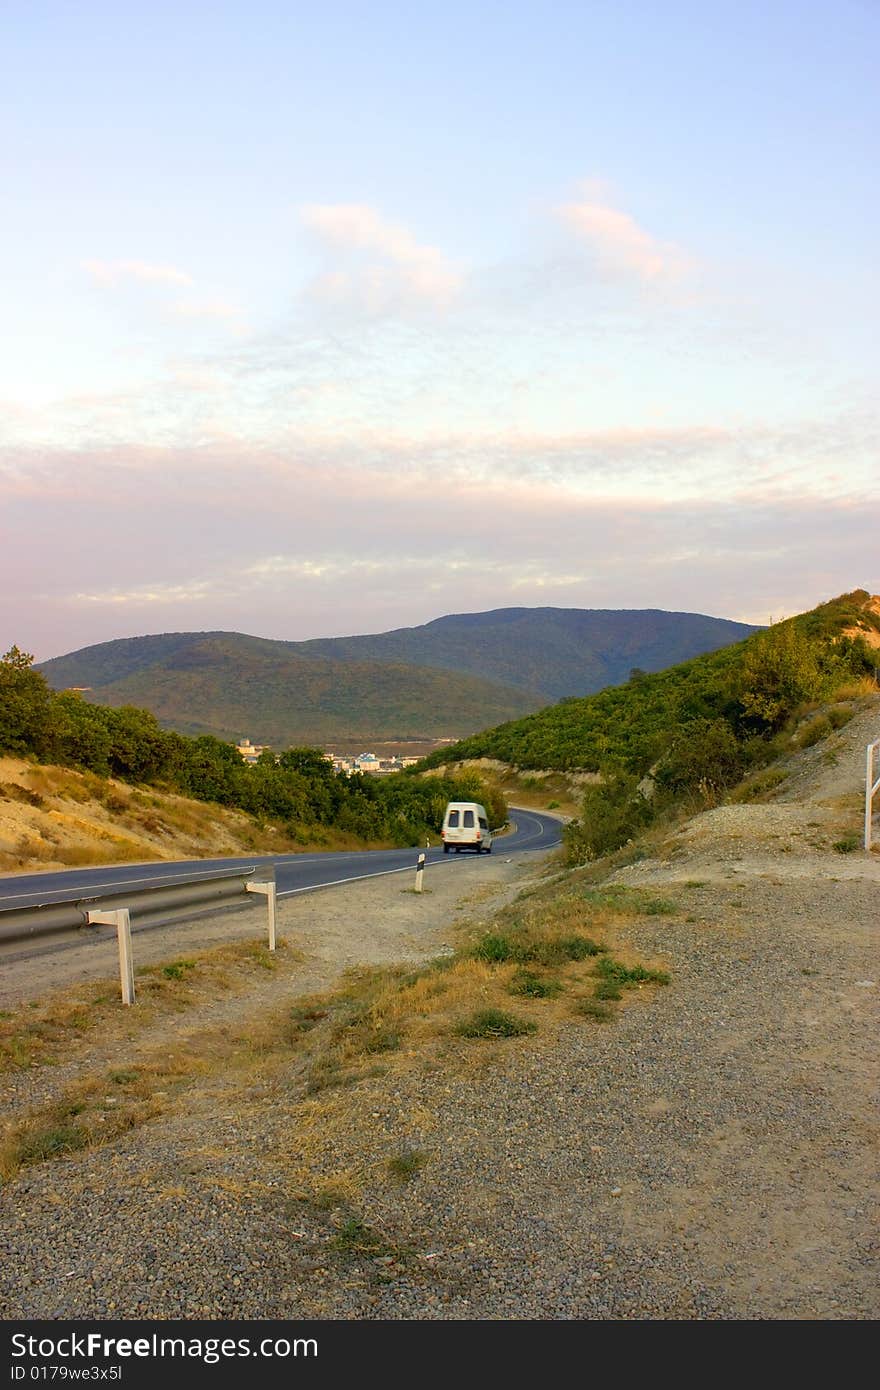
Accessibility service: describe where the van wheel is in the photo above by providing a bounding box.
[486,844,492,853]
[443,844,449,853]
[455,846,460,853]
[475,844,482,853]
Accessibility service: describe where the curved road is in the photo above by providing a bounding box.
[0,807,562,915]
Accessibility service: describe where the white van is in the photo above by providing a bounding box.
[441,801,493,854]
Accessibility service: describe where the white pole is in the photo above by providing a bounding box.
[865,741,880,852]
[246,879,277,950]
[415,852,426,894]
[87,908,135,1005]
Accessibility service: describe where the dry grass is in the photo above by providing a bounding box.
[0,1055,195,1182]
[0,936,300,1072]
[830,678,878,701]
[0,872,670,1208]
[0,755,403,877]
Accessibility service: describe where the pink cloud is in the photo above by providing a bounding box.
[300,203,462,309]
[555,185,691,282]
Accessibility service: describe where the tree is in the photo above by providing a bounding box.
[0,645,53,755]
[738,626,824,730]
[654,718,744,798]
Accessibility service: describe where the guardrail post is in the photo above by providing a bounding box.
[415,852,426,893]
[246,879,277,950]
[86,908,135,1005]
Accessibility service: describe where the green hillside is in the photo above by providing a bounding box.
[417,591,880,777]
[38,632,541,744]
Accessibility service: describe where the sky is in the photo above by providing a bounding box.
[1,0,877,661]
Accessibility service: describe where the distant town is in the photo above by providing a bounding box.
[234,738,456,774]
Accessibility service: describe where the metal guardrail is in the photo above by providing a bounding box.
[0,866,277,1004]
[866,739,880,851]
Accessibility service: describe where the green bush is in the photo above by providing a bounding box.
[455,1009,537,1039]
[655,718,744,796]
[563,771,653,863]
[595,957,670,988]
[833,834,860,854]
[508,970,562,998]
[472,934,518,962]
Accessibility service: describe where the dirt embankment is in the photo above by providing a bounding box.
[0,757,381,876]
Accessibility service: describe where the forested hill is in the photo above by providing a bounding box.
[296,606,759,700]
[37,633,540,745]
[416,591,880,778]
[37,607,759,745]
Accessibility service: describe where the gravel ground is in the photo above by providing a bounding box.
[1,708,878,1321]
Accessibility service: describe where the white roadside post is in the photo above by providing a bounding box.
[866,740,880,851]
[87,908,135,1005]
[415,852,426,894]
[246,878,277,950]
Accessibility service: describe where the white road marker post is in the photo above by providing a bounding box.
[246,878,277,950]
[866,739,880,851]
[415,852,426,894]
[87,908,135,1005]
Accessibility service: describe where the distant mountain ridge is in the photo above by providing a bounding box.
[37,606,760,746]
[298,607,759,701]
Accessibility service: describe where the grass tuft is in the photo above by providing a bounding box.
[508,969,562,999]
[455,1008,537,1039]
[161,959,196,981]
[595,957,670,988]
[833,834,860,854]
[574,997,614,1022]
[387,1148,428,1182]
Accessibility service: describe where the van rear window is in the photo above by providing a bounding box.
[447,810,459,827]
[463,810,475,827]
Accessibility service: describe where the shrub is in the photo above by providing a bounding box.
[563,771,653,863]
[794,714,831,749]
[595,957,670,988]
[161,960,196,981]
[508,970,562,999]
[655,718,744,797]
[640,898,677,916]
[833,834,860,854]
[827,705,854,730]
[472,934,517,963]
[575,998,613,1022]
[556,933,605,958]
[729,768,787,803]
[455,1009,537,1039]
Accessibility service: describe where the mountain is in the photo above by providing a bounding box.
[297,607,759,701]
[37,606,761,747]
[37,632,541,745]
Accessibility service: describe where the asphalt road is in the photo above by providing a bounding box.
[0,807,562,914]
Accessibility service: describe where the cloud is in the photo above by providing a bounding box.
[300,203,462,309]
[169,298,239,319]
[555,183,691,283]
[82,259,194,288]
